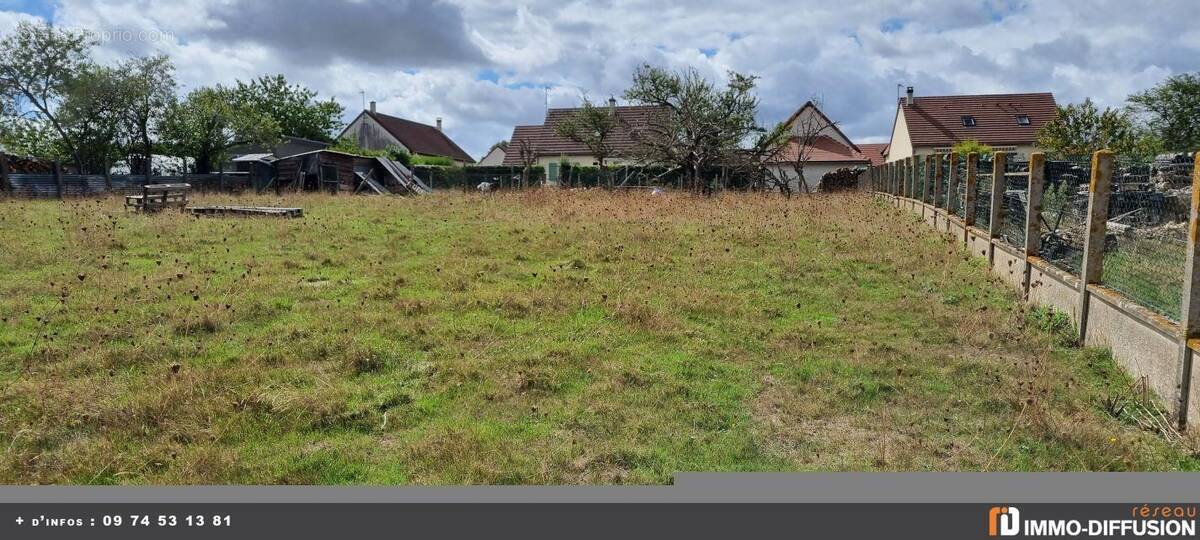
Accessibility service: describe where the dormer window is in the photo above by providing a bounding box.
[1015,114,1030,126]
[961,116,976,127]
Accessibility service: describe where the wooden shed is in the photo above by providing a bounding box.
[272,149,362,193]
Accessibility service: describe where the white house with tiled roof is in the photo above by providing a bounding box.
[502,99,665,183]
[885,87,1057,163]
[764,101,882,192]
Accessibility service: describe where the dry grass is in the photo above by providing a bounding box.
[0,189,1195,485]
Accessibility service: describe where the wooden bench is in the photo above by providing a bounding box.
[126,183,191,212]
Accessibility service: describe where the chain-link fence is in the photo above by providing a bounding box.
[1098,159,1191,321]
[998,159,1029,249]
[975,156,994,229]
[935,157,949,209]
[954,158,969,218]
[1038,159,1091,274]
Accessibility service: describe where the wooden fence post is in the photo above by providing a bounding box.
[54,160,63,199]
[1023,153,1046,296]
[1076,150,1115,342]
[947,152,959,216]
[0,152,9,196]
[1175,152,1200,429]
[987,152,1008,267]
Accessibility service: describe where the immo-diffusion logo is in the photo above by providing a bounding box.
[987,506,1197,537]
[989,506,1020,536]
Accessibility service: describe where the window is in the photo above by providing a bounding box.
[960,116,976,127]
[1015,114,1030,126]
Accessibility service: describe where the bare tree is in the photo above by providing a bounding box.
[756,100,837,197]
[516,137,537,189]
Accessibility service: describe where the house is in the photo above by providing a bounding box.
[501,100,665,184]
[338,102,475,166]
[477,144,506,166]
[885,87,1056,162]
[763,101,878,192]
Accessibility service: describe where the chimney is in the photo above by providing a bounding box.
[608,96,616,115]
[369,100,376,114]
[905,86,914,106]
[436,117,443,131]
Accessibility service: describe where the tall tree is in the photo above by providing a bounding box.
[623,65,760,194]
[553,97,619,185]
[231,74,344,142]
[1128,73,1200,153]
[160,86,279,173]
[118,55,176,176]
[0,21,92,168]
[1035,98,1158,160]
[56,64,127,173]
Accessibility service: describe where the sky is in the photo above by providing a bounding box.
[1,0,1198,160]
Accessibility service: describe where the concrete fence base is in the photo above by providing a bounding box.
[874,192,1198,427]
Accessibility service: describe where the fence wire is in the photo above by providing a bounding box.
[975,156,994,229]
[1099,159,1190,321]
[998,159,1029,249]
[1038,159,1091,274]
[955,158,969,218]
[935,157,949,209]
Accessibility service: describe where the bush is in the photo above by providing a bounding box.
[818,167,865,191]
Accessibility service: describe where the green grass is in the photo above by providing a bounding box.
[0,190,1196,484]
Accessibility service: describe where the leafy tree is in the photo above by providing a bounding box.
[623,64,760,194]
[160,86,279,173]
[0,117,59,158]
[56,64,127,173]
[118,55,176,176]
[1035,98,1157,160]
[231,74,344,142]
[0,21,93,167]
[553,97,619,183]
[1128,73,1200,153]
[489,140,509,153]
[951,139,993,158]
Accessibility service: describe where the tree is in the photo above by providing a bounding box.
[623,64,761,194]
[1129,73,1200,153]
[489,140,509,153]
[160,86,279,173]
[952,139,993,158]
[230,74,344,142]
[1035,98,1157,160]
[0,21,92,168]
[329,135,412,166]
[56,64,127,173]
[516,137,537,189]
[553,97,619,185]
[118,55,176,177]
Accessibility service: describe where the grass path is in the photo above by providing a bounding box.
[0,191,1195,484]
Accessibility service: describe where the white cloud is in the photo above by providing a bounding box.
[7,0,1200,158]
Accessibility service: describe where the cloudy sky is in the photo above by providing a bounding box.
[2,0,1198,160]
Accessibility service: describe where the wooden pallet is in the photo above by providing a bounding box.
[187,206,303,218]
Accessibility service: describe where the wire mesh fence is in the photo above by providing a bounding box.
[975,156,994,229]
[998,159,1029,249]
[955,157,969,218]
[1098,159,1191,321]
[1038,159,1091,274]
[935,157,949,209]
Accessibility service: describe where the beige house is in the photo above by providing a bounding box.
[764,101,885,192]
[477,145,506,166]
[885,87,1056,163]
[502,101,664,183]
[338,102,475,166]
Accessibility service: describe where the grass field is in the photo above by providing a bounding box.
[0,190,1196,484]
